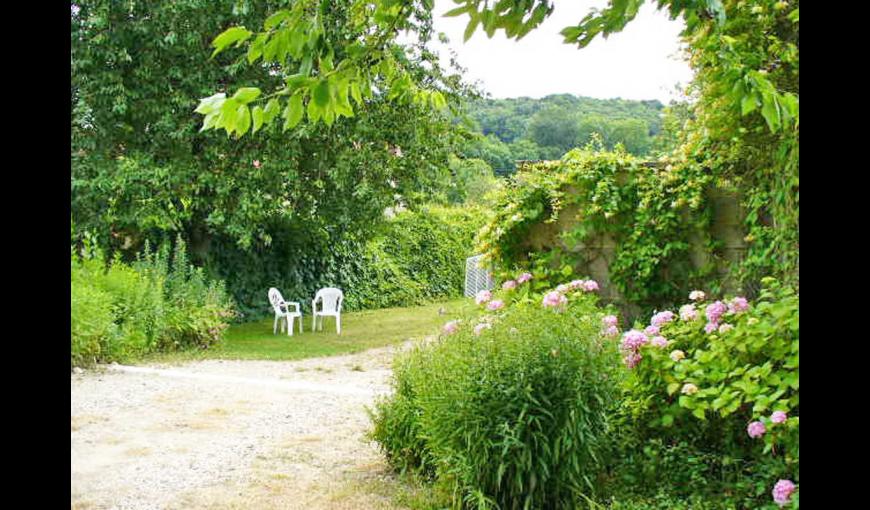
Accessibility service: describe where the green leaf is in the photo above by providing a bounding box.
[464,16,480,42]
[313,79,331,107]
[350,82,363,105]
[232,87,261,104]
[264,9,291,30]
[741,94,758,115]
[263,98,281,123]
[443,6,469,17]
[211,27,252,58]
[195,93,226,114]
[251,106,264,133]
[283,94,304,130]
[661,414,674,427]
[235,104,251,136]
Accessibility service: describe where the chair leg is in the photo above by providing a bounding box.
[287,316,293,336]
[336,315,341,335]
[273,315,278,335]
[312,314,316,332]
[299,315,303,333]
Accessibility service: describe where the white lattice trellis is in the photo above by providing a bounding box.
[464,254,495,297]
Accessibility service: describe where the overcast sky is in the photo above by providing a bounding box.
[425,0,694,103]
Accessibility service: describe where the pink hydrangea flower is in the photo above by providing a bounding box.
[651,336,669,348]
[747,421,766,438]
[442,321,459,335]
[771,411,788,424]
[772,480,796,507]
[542,291,567,308]
[704,322,718,334]
[621,330,649,351]
[486,299,505,311]
[623,351,642,369]
[556,283,570,293]
[644,325,660,336]
[475,290,492,305]
[729,296,749,313]
[679,304,698,321]
[689,290,706,301]
[650,310,676,327]
[718,323,734,333]
[517,272,533,283]
[473,323,491,336]
[604,325,619,337]
[502,280,517,290]
[569,279,587,290]
[602,315,619,328]
[582,280,600,291]
[706,301,727,323]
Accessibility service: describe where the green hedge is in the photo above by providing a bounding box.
[204,205,484,320]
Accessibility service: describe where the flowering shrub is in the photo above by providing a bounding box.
[607,278,798,508]
[370,278,621,509]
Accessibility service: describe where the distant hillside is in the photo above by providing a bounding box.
[457,94,668,174]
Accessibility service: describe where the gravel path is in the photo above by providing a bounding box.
[71,342,419,509]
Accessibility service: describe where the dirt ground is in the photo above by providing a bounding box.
[71,342,418,509]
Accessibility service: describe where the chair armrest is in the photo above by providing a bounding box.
[284,301,301,313]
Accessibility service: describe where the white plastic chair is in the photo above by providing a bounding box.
[312,287,344,334]
[268,287,303,336]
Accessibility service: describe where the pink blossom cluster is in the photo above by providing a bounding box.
[747,420,766,438]
[486,299,505,311]
[650,310,675,327]
[772,480,796,507]
[644,325,660,336]
[679,304,698,321]
[623,351,642,369]
[771,410,788,424]
[602,315,620,338]
[542,290,567,309]
[475,290,492,305]
[729,296,749,313]
[704,300,728,333]
[516,272,533,284]
[620,330,649,368]
[651,336,669,348]
[442,320,459,335]
[502,280,517,290]
[689,290,706,301]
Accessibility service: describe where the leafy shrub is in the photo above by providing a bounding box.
[371,277,621,509]
[71,236,235,366]
[603,278,799,508]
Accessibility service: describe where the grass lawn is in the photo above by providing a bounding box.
[140,298,471,364]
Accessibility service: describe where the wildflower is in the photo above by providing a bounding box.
[623,351,642,369]
[517,272,533,283]
[583,280,600,291]
[747,421,766,438]
[705,301,727,323]
[680,304,698,321]
[621,330,649,351]
[502,280,517,290]
[604,325,619,337]
[645,325,660,336]
[650,310,676,327]
[542,291,567,308]
[718,323,734,333]
[473,323,491,336]
[443,321,459,335]
[475,290,492,305]
[253,159,262,168]
[651,336,669,348]
[486,299,505,311]
[670,350,685,362]
[689,290,706,301]
[681,383,699,395]
[729,296,749,313]
[771,410,788,424]
[772,480,796,507]
[602,315,619,328]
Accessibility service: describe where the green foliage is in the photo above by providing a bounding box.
[606,279,799,508]
[370,286,621,509]
[447,156,500,204]
[476,148,715,314]
[71,236,235,366]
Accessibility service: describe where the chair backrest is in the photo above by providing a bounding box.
[315,287,343,313]
[268,287,285,314]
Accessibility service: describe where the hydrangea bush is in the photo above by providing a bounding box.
[607,277,799,508]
